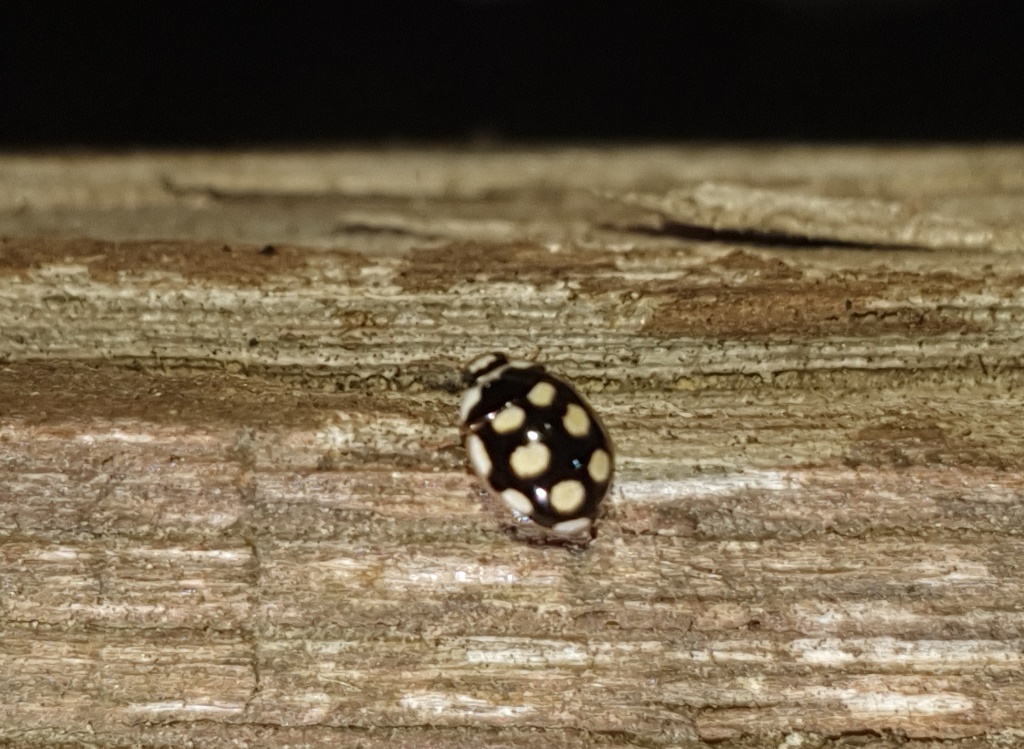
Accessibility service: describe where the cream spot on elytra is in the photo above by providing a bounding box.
[526,381,556,407]
[466,434,492,477]
[552,517,592,536]
[549,479,586,514]
[588,449,611,483]
[459,385,482,423]
[491,405,526,434]
[501,489,534,516]
[562,403,590,437]
[509,442,550,479]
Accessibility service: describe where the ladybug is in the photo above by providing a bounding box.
[458,353,614,539]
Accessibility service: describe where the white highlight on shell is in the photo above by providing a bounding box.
[551,517,592,536]
[501,489,534,516]
[509,442,550,478]
[549,479,586,514]
[588,449,611,482]
[562,403,590,437]
[491,405,526,434]
[466,434,492,477]
[459,385,483,423]
[526,381,556,407]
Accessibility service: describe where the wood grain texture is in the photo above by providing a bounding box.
[2,148,1024,748]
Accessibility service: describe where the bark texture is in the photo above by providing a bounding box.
[2,147,1024,747]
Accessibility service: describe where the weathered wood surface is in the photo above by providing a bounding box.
[2,147,1024,748]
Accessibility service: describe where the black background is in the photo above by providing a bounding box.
[2,1,1021,147]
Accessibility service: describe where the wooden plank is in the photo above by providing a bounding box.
[2,148,1024,747]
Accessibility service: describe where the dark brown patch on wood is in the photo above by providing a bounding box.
[0,361,395,429]
[643,282,973,338]
[641,261,986,339]
[844,420,1012,470]
[0,236,365,284]
[708,250,804,280]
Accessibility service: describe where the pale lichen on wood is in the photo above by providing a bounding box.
[2,148,1024,747]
